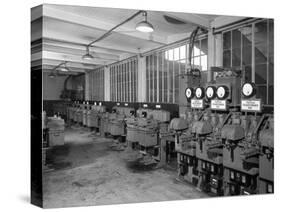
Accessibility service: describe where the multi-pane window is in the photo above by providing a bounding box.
[222,19,274,106]
[110,57,138,102]
[146,37,208,103]
[88,67,104,101]
[191,39,208,71]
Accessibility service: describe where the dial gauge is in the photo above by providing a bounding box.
[185,87,193,99]
[216,86,228,99]
[195,87,204,99]
[242,82,255,98]
[206,86,216,99]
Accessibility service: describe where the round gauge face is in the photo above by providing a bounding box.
[195,87,203,99]
[242,83,254,97]
[185,88,193,99]
[206,87,215,99]
[217,86,226,99]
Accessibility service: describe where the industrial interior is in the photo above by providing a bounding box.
[32,4,274,208]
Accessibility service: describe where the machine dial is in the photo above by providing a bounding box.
[195,87,204,99]
[185,87,194,100]
[216,86,229,99]
[206,86,216,99]
[242,82,256,98]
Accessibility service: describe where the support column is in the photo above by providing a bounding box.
[207,30,215,82]
[104,66,110,101]
[215,34,223,67]
[85,71,90,100]
[207,30,223,82]
[137,55,146,102]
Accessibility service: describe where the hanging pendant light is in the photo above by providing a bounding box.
[136,11,154,33]
[57,62,70,72]
[49,72,56,78]
[82,46,94,60]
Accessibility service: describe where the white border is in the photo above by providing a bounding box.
[0,0,279,211]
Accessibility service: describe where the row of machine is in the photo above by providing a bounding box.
[170,67,273,196]
[65,66,273,196]
[66,100,175,164]
[124,107,173,167]
[67,102,134,141]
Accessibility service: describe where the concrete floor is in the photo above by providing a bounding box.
[43,126,208,208]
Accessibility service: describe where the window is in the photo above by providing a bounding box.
[146,37,208,103]
[89,67,104,101]
[191,39,208,71]
[110,58,138,102]
[222,19,274,106]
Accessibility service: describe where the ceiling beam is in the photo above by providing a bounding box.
[211,16,247,28]
[31,59,98,71]
[32,50,116,65]
[41,68,80,76]
[42,65,86,73]
[165,12,211,29]
[41,5,167,45]
[42,59,97,70]
[43,51,112,65]
[42,29,140,54]
[32,62,88,74]
[42,38,134,57]
[42,44,120,61]
[31,59,98,72]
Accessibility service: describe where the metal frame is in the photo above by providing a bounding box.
[108,57,138,102]
[145,37,208,103]
[221,18,273,106]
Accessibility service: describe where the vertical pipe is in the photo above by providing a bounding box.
[266,19,269,104]
[152,54,154,102]
[128,61,131,102]
[157,52,159,103]
[162,51,164,102]
[167,51,170,103]
[173,49,175,103]
[252,23,255,83]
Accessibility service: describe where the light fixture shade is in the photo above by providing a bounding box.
[136,21,154,32]
[57,67,70,72]
[82,46,94,60]
[82,53,94,60]
[49,72,56,78]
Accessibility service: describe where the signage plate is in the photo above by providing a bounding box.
[191,99,204,109]
[211,100,227,110]
[241,99,261,112]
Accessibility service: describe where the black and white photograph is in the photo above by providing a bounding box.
[30,1,274,209]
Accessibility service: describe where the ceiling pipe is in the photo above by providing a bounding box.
[49,61,70,78]
[87,10,144,48]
